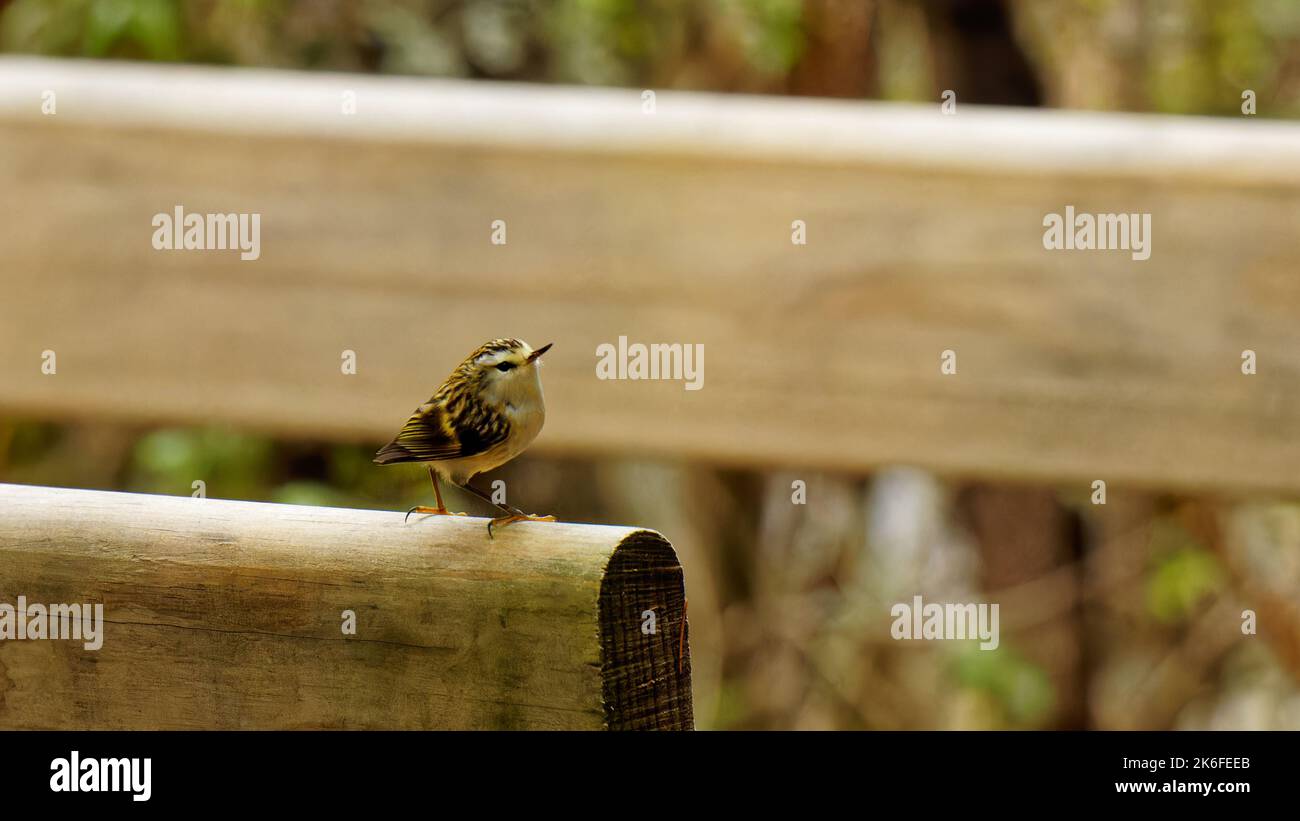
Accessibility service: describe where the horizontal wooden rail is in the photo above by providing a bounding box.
[2,57,1300,492]
[0,483,692,730]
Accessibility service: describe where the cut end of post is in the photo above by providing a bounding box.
[598,530,693,730]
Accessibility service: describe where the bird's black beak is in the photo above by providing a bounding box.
[526,343,552,364]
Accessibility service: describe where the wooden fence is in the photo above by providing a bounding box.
[2,58,1300,493]
[0,482,691,730]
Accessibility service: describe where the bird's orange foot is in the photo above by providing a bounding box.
[405,506,468,523]
[487,513,556,538]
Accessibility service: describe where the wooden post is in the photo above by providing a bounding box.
[0,483,692,730]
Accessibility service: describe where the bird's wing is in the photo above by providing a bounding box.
[373,399,507,465]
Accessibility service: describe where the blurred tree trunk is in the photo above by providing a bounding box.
[921,0,1041,105]
[788,0,878,98]
[961,485,1086,728]
[926,0,1074,729]
[1009,0,1146,111]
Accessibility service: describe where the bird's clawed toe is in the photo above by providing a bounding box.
[405,506,467,523]
[487,513,556,539]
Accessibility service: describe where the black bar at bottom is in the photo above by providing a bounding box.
[2,730,1284,808]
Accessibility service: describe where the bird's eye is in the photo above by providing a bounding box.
[495,361,516,372]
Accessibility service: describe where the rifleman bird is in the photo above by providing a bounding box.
[374,338,555,537]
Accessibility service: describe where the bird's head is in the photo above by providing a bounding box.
[463,338,551,406]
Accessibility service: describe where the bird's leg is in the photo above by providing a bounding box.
[430,466,452,511]
[456,481,555,538]
[405,467,467,522]
[455,480,517,514]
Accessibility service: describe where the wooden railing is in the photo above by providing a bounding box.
[0,483,692,730]
[7,61,1300,493]
[4,58,1300,492]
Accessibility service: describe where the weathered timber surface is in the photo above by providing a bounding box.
[2,58,1300,492]
[0,483,693,730]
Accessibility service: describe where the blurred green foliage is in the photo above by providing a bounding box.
[0,419,431,514]
[0,0,809,86]
[132,428,273,499]
[3,0,1297,116]
[1144,520,1225,624]
[954,643,1055,727]
[1,0,184,60]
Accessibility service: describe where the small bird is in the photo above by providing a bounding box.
[374,338,555,536]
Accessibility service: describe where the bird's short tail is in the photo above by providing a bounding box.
[373,440,417,465]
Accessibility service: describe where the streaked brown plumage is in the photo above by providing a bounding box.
[374,341,515,472]
[375,338,554,535]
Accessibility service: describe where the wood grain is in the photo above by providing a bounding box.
[2,58,1300,492]
[0,482,692,730]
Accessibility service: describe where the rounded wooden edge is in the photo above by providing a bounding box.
[597,529,693,730]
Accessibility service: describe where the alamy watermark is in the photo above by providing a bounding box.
[596,336,704,391]
[890,595,999,650]
[151,205,261,261]
[0,596,103,650]
[50,751,150,801]
[1042,206,1151,261]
